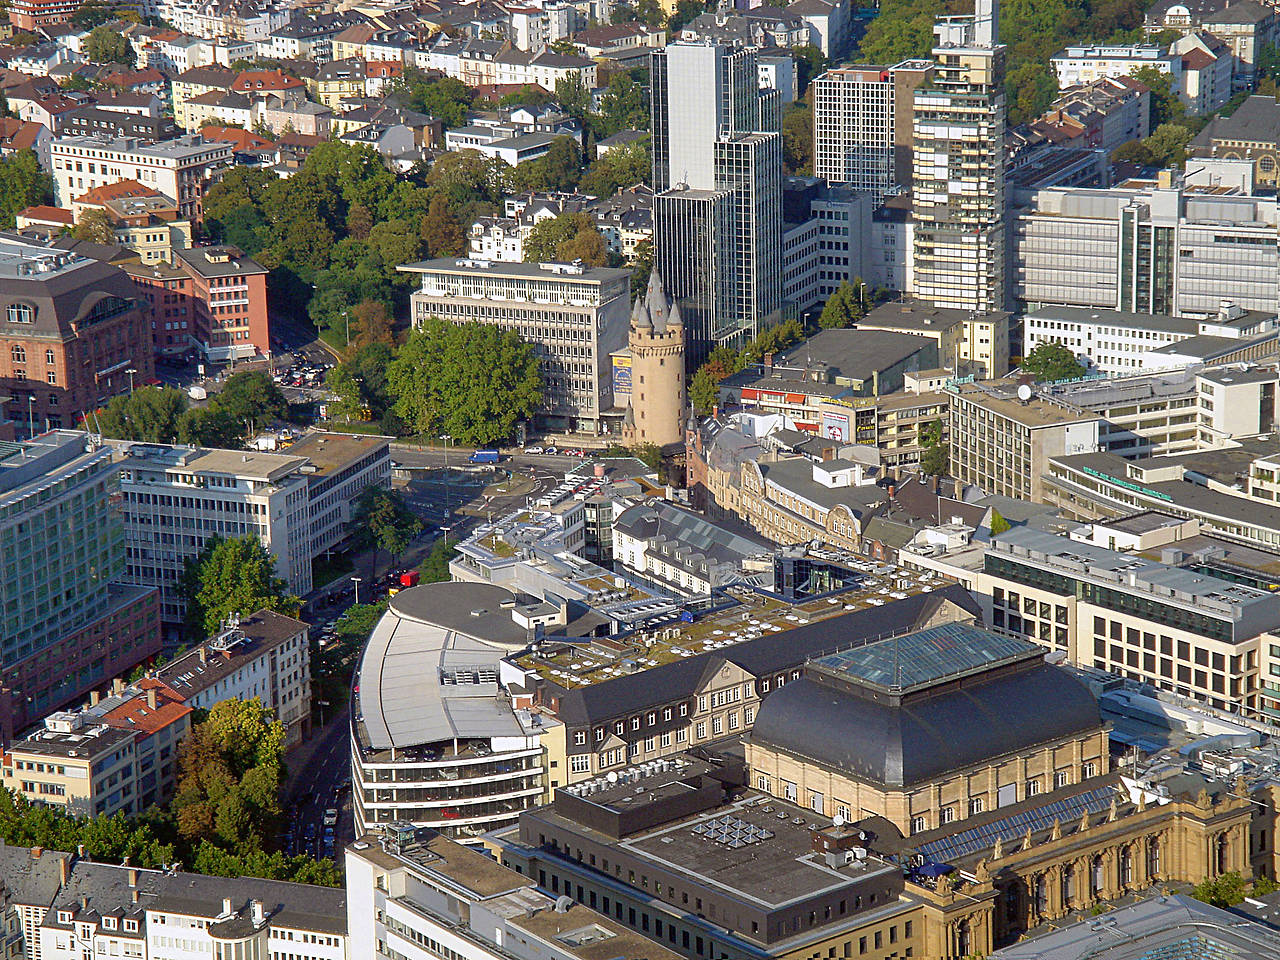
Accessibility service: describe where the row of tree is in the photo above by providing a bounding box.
[93,371,289,446]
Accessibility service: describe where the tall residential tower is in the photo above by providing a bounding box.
[652,42,783,362]
[911,0,1008,312]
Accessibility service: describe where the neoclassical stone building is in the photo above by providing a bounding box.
[746,623,1257,951]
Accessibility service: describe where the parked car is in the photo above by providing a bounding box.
[524,445,544,455]
[544,446,558,456]
[323,808,338,827]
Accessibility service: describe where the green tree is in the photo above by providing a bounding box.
[920,444,949,477]
[95,387,189,442]
[387,68,474,127]
[597,73,649,133]
[790,45,826,96]
[579,140,650,196]
[85,25,130,63]
[1022,342,1086,382]
[1190,871,1250,908]
[630,237,653,290]
[1144,122,1193,167]
[668,0,705,31]
[214,371,287,438]
[1132,66,1186,127]
[858,0,940,63]
[419,194,466,257]
[0,150,53,229]
[782,101,813,175]
[387,318,543,444]
[988,508,1011,536]
[689,346,745,415]
[325,365,368,422]
[72,208,116,243]
[554,74,592,119]
[417,536,459,583]
[172,699,286,854]
[351,487,422,578]
[524,212,607,265]
[542,135,584,191]
[818,281,866,329]
[177,406,244,448]
[742,320,805,363]
[180,536,300,638]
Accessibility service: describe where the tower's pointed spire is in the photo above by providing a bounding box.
[646,271,670,332]
[632,292,651,329]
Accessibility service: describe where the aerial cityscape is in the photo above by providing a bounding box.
[6,0,1280,955]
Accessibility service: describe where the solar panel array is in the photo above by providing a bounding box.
[916,784,1117,865]
[691,815,775,848]
[815,621,1034,691]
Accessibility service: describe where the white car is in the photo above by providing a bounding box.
[524,445,544,455]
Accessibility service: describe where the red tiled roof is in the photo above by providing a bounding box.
[231,69,305,92]
[17,205,72,224]
[199,124,275,150]
[101,679,192,737]
[74,179,159,206]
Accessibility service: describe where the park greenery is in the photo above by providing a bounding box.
[180,535,301,639]
[1022,341,1087,382]
[350,486,422,580]
[919,418,949,477]
[0,150,53,229]
[91,372,288,446]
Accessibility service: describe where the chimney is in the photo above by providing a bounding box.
[89,690,100,706]
[77,844,84,858]
[112,678,124,695]
[146,688,157,710]
[128,868,138,888]
[763,352,774,373]
[30,846,41,859]
[131,889,139,904]
[199,647,208,664]
[251,900,265,926]
[58,855,67,888]
[222,897,233,916]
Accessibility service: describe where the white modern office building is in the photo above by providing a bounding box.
[1012,181,1280,317]
[114,443,313,623]
[399,258,630,432]
[351,582,546,842]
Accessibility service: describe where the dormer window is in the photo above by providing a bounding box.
[103,917,116,930]
[58,911,71,923]
[7,303,33,323]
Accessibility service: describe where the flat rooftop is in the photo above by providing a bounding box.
[288,432,388,475]
[1093,510,1189,536]
[512,566,955,690]
[949,379,1097,428]
[398,257,630,283]
[539,791,898,910]
[0,242,90,280]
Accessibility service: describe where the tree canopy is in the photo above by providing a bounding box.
[85,25,131,63]
[817,280,867,329]
[523,212,608,265]
[351,486,422,578]
[0,150,53,229]
[180,535,300,638]
[387,318,543,444]
[94,387,189,443]
[1022,341,1087,382]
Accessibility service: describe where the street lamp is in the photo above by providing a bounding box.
[125,367,137,394]
[350,576,362,605]
[439,434,452,518]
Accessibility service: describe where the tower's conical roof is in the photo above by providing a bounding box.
[645,272,672,332]
[632,292,652,329]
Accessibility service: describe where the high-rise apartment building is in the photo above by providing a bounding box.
[652,42,783,360]
[0,431,161,741]
[811,60,934,203]
[911,0,1008,312]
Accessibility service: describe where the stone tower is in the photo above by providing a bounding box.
[624,272,686,448]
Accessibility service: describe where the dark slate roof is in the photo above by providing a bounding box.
[552,585,981,727]
[749,636,1102,789]
[1193,95,1280,147]
[0,843,69,906]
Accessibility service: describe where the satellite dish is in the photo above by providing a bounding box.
[832,814,846,827]
[1016,383,1033,402]
[607,771,619,783]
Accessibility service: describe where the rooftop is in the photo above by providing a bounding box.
[993,894,1280,959]
[153,611,308,700]
[287,431,388,475]
[950,378,1099,428]
[811,622,1039,694]
[398,257,630,283]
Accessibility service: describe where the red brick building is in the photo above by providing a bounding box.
[8,0,77,31]
[0,239,154,436]
[174,245,269,362]
[125,260,196,360]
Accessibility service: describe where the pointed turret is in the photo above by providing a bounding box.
[646,271,671,332]
[632,293,652,329]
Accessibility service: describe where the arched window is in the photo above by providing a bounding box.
[11,344,26,365]
[1147,836,1161,879]
[1120,845,1133,887]
[6,303,33,323]
[1061,863,1075,909]
[1217,834,1230,875]
[1091,855,1104,897]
